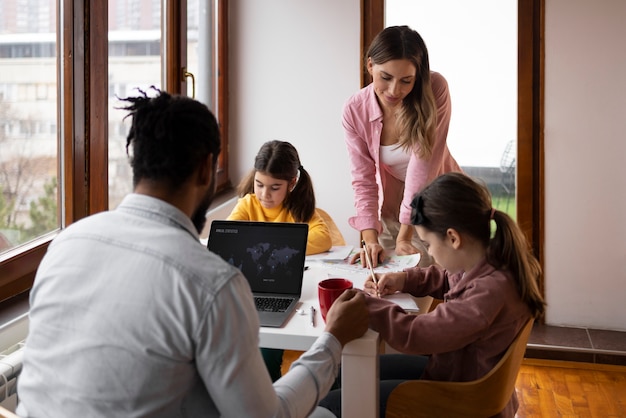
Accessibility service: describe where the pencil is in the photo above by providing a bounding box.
[361,240,379,296]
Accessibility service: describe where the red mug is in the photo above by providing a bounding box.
[318,278,353,322]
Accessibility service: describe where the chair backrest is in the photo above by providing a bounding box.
[386,318,534,418]
[0,405,19,418]
[316,208,346,246]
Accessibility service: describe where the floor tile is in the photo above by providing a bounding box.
[528,323,592,349]
[588,328,626,352]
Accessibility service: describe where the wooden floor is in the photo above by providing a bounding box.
[282,351,626,417]
[516,359,626,417]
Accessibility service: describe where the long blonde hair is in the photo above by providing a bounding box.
[367,25,437,158]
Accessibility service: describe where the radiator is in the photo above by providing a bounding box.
[0,341,23,404]
[0,312,28,410]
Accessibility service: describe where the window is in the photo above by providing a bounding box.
[362,0,544,272]
[107,3,162,209]
[0,1,59,259]
[386,0,518,218]
[108,0,229,209]
[0,0,229,303]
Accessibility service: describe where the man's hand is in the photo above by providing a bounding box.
[324,289,369,346]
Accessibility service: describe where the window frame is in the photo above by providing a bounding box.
[0,0,230,303]
[1,0,541,302]
[362,0,545,294]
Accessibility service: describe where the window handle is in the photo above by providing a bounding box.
[182,68,195,98]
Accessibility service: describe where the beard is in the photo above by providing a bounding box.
[191,175,216,234]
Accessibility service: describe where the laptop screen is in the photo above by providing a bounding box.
[207,220,308,295]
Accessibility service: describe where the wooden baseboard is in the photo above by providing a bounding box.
[522,357,626,372]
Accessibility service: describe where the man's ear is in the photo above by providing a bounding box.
[446,228,462,249]
[196,154,215,186]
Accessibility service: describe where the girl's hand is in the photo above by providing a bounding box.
[363,271,406,297]
[349,241,385,267]
[395,239,420,256]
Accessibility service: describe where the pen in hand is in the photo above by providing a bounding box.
[310,306,316,327]
[361,240,380,297]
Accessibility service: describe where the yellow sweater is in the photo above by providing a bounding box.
[227,194,332,255]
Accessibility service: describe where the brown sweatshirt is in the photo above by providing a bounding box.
[365,258,531,418]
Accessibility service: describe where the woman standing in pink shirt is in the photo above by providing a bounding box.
[344,25,461,267]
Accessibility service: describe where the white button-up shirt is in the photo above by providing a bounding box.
[17,193,341,417]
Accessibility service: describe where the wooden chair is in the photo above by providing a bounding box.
[316,208,346,246]
[385,318,534,418]
[0,405,19,418]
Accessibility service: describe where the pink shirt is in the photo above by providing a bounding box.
[343,72,461,232]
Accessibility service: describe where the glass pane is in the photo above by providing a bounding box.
[187,0,218,113]
[0,0,60,255]
[385,0,517,218]
[188,0,224,194]
[108,0,162,209]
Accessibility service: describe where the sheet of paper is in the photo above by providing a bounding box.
[319,269,419,312]
[305,245,354,261]
[310,250,421,274]
[383,292,420,312]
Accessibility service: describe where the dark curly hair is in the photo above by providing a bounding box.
[118,87,221,191]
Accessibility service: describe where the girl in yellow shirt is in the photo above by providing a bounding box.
[228,140,332,255]
[227,140,332,381]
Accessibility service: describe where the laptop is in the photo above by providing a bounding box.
[207,220,309,327]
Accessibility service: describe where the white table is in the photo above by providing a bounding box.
[259,264,381,418]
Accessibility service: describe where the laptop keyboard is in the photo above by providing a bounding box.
[254,296,293,312]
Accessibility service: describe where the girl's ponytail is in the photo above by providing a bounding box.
[488,210,545,318]
[285,165,316,222]
[412,172,545,319]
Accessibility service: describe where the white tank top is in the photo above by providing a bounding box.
[380,144,410,181]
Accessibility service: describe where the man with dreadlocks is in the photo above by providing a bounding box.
[17,89,368,418]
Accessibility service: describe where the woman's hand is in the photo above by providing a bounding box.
[395,224,421,256]
[395,239,421,256]
[350,241,385,268]
[363,271,406,297]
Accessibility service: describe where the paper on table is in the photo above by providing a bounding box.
[383,292,420,312]
[313,250,420,274]
[305,245,354,261]
[322,270,419,312]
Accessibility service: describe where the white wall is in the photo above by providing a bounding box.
[229,0,626,331]
[544,0,626,330]
[229,0,362,247]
